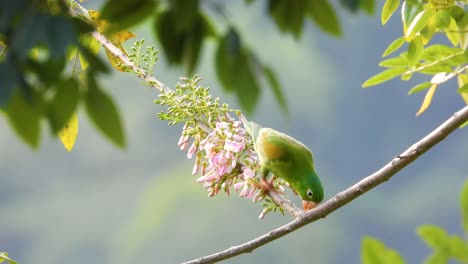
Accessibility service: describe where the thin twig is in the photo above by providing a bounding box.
[183,105,468,264]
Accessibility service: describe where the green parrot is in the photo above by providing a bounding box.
[241,115,324,210]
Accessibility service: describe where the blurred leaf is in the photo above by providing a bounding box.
[47,78,79,133]
[360,0,375,15]
[78,34,101,70]
[361,236,405,264]
[154,10,183,64]
[381,0,400,25]
[417,224,449,249]
[77,44,110,74]
[362,67,407,87]
[461,180,468,233]
[446,18,460,46]
[6,88,41,148]
[425,251,449,264]
[382,37,406,57]
[434,9,451,29]
[407,36,423,66]
[0,62,18,108]
[0,252,17,264]
[85,78,126,148]
[59,113,79,152]
[458,83,468,94]
[416,84,437,116]
[307,0,342,36]
[449,236,468,262]
[263,65,287,113]
[379,56,408,68]
[100,0,156,32]
[215,28,260,114]
[172,0,199,33]
[269,0,306,38]
[27,58,66,86]
[420,24,435,45]
[402,0,425,36]
[408,82,431,95]
[105,31,136,72]
[406,9,434,41]
[340,0,360,12]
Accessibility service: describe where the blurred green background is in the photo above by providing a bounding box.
[1,1,467,263]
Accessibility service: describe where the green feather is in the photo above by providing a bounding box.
[241,115,324,203]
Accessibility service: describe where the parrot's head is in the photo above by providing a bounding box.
[299,169,324,211]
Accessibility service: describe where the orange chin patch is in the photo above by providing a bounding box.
[302,200,318,211]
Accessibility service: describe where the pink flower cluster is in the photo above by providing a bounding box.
[178,113,262,201]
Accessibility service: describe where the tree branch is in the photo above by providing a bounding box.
[183,105,468,264]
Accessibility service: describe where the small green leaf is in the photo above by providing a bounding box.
[269,0,306,38]
[78,34,101,70]
[434,9,451,29]
[449,235,468,262]
[446,18,460,46]
[263,66,288,113]
[408,82,431,94]
[379,56,408,68]
[361,236,405,264]
[407,36,423,66]
[0,252,17,264]
[461,180,468,233]
[382,37,406,57]
[425,251,449,264]
[460,120,468,128]
[47,78,80,133]
[361,0,375,15]
[6,88,41,148]
[458,83,468,94]
[362,67,407,87]
[406,9,435,40]
[307,0,342,36]
[85,78,126,148]
[417,224,449,249]
[381,0,400,25]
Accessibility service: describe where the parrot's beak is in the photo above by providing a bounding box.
[302,200,318,211]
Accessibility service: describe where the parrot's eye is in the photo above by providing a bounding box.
[306,189,313,198]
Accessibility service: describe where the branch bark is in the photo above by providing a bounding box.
[183,105,468,264]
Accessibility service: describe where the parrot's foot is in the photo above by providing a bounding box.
[259,176,276,192]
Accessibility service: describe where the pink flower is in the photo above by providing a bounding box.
[224,139,245,153]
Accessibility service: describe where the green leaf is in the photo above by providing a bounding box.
[461,179,468,233]
[406,9,435,40]
[215,28,260,114]
[379,56,408,68]
[434,9,451,29]
[458,83,468,94]
[361,236,405,264]
[381,0,400,25]
[78,34,101,70]
[307,0,342,36]
[0,62,18,108]
[416,84,437,116]
[100,0,156,32]
[417,225,449,249]
[269,0,307,38]
[460,120,468,128]
[263,66,288,113]
[6,88,41,148]
[449,235,468,262]
[47,78,80,133]
[446,18,460,46]
[360,0,375,15]
[425,251,449,264]
[362,67,407,87]
[382,37,406,57]
[172,0,199,33]
[408,82,431,94]
[85,78,126,148]
[407,36,423,67]
[402,0,425,36]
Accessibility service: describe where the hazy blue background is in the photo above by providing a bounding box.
[1,1,467,263]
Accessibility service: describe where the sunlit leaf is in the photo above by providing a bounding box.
[402,0,425,35]
[104,31,136,72]
[78,34,101,70]
[59,113,79,152]
[458,83,468,94]
[461,180,468,233]
[381,0,400,25]
[406,9,435,40]
[425,251,449,264]
[417,224,448,249]
[449,236,468,262]
[416,84,437,116]
[85,78,126,148]
[0,252,17,264]
[361,236,405,264]
[362,67,407,87]
[434,9,451,29]
[407,36,423,66]
[408,82,431,95]
[379,56,408,68]
[382,36,406,57]
[446,18,460,46]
